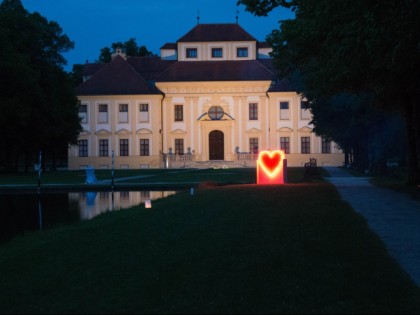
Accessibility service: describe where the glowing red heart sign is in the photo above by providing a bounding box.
[257,150,285,184]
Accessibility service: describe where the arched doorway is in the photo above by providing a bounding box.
[209,130,224,160]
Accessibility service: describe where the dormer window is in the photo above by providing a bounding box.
[211,48,223,58]
[237,47,248,58]
[186,48,197,58]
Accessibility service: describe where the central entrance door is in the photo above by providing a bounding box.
[209,130,224,160]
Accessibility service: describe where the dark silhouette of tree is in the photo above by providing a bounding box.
[98,37,155,63]
[239,0,420,183]
[0,0,82,171]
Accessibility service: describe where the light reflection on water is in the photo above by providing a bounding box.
[0,190,177,244]
[70,191,176,220]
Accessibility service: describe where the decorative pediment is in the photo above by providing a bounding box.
[277,127,293,132]
[80,129,91,135]
[136,128,152,134]
[95,129,111,135]
[170,128,187,134]
[116,128,132,135]
[246,128,262,134]
[298,126,313,133]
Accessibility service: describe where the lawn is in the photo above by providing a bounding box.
[0,167,309,187]
[0,181,419,313]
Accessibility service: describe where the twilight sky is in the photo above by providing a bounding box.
[20,0,294,71]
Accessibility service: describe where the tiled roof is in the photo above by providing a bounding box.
[127,57,176,80]
[160,43,177,50]
[177,23,257,42]
[268,78,296,92]
[76,55,160,96]
[258,59,277,74]
[156,60,274,82]
[82,63,104,77]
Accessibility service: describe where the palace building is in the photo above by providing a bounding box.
[69,23,344,170]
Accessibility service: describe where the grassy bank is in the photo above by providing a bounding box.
[0,183,419,313]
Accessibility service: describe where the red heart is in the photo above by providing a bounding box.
[258,150,285,178]
[261,151,281,173]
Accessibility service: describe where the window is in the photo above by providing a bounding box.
[301,100,311,120]
[139,103,149,122]
[98,104,108,123]
[211,48,223,58]
[249,103,258,120]
[118,104,128,123]
[280,101,290,120]
[208,106,224,120]
[79,104,88,123]
[174,105,183,121]
[186,48,197,58]
[322,138,331,153]
[78,140,88,157]
[120,139,129,156]
[237,47,248,57]
[280,137,290,154]
[301,137,310,154]
[99,139,108,157]
[249,137,258,154]
[140,139,149,156]
[175,139,184,155]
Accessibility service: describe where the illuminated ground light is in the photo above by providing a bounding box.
[257,150,285,185]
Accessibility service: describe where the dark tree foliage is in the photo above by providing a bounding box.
[98,37,155,63]
[0,0,82,171]
[238,0,420,183]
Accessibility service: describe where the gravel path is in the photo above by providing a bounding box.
[324,167,420,287]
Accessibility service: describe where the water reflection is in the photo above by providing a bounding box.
[69,191,176,220]
[0,190,176,244]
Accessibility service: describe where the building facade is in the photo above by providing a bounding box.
[69,23,344,170]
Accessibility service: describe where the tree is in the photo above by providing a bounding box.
[238,0,420,183]
[0,0,81,171]
[97,37,155,63]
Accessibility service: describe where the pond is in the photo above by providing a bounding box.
[0,190,177,244]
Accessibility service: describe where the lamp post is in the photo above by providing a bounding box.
[111,150,115,191]
[37,150,43,230]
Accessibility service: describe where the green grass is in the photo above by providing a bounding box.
[0,167,311,187]
[0,183,419,314]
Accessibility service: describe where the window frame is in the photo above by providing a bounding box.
[79,104,88,123]
[237,47,248,58]
[300,100,311,120]
[211,47,223,58]
[280,101,290,120]
[248,103,258,121]
[119,139,129,156]
[280,137,290,154]
[99,139,109,157]
[186,48,198,59]
[322,138,331,154]
[98,104,109,123]
[78,140,88,157]
[249,137,259,154]
[140,139,150,156]
[118,104,129,123]
[175,139,184,155]
[301,137,311,154]
[174,104,184,122]
[139,103,149,122]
